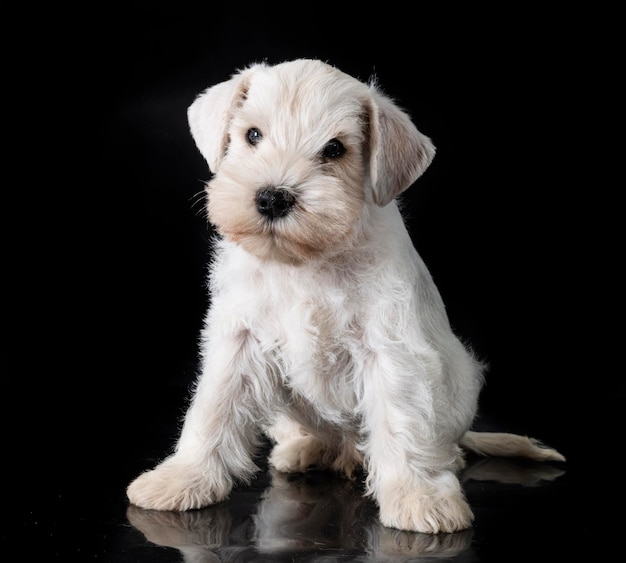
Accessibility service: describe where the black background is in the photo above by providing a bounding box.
[8,3,622,559]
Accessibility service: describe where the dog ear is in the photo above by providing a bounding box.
[187,65,260,173]
[367,88,436,207]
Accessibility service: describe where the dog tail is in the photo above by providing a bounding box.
[459,431,566,462]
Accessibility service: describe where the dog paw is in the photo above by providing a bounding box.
[377,482,474,534]
[126,459,231,511]
[269,436,330,473]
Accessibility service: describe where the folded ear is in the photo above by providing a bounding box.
[367,87,436,207]
[187,64,262,173]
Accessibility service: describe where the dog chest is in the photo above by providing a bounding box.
[208,245,369,412]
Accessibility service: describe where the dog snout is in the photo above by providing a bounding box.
[256,188,296,219]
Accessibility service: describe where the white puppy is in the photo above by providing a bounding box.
[127,58,564,534]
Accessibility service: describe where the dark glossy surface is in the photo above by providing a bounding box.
[13,5,620,561]
[122,455,566,562]
[20,393,607,562]
[22,426,604,561]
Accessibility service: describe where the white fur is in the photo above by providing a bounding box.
[127,58,564,534]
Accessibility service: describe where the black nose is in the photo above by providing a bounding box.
[255,188,295,219]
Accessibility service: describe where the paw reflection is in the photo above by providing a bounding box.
[128,456,565,561]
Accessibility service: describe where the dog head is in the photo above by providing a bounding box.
[188,58,435,264]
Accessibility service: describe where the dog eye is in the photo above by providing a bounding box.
[321,138,346,159]
[247,128,263,146]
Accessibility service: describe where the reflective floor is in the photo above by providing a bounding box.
[123,455,568,562]
[23,422,606,562]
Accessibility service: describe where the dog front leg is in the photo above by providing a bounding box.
[360,349,473,534]
[127,326,273,511]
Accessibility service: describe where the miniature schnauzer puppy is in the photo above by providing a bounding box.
[127,58,564,534]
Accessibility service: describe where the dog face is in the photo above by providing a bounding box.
[188,59,435,264]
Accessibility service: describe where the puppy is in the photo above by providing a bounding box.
[127,58,564,534]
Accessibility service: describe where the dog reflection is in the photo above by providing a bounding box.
[460,456,566,487]
[127,457,564,561]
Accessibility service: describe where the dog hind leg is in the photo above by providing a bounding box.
[267,416,336,473]
[267,415,363,478]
